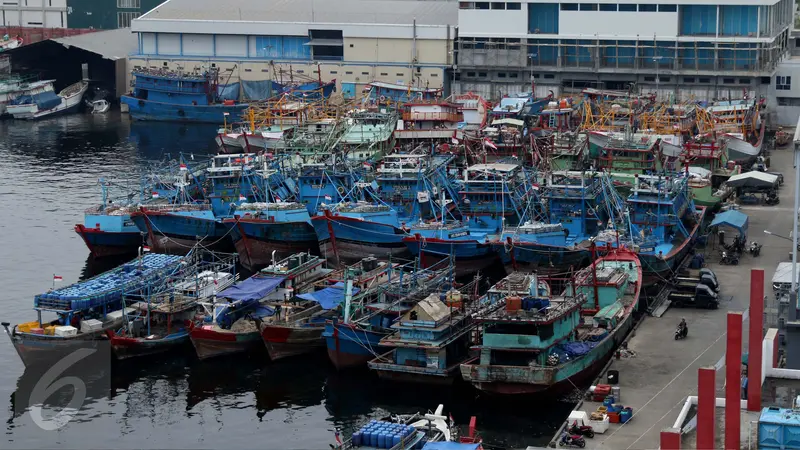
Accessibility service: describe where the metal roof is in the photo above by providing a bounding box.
[52,28,137,61]
[138,0,457,26]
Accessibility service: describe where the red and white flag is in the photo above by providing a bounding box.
[362,161,372,169]
[53,275,63,282]
[274,196,281,202]
[223,112,230,116]
[239,194,247,201]
[142,245,151,253]
[179,163,187,171]
[484,138,497,150]
[324,195,332,201]
[151,192,159,199]
[532,183,540,191]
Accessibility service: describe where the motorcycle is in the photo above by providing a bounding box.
[720,251,740,266]
[675,324,688,340]
[560,433,586,448]
[749,242,762,257]
[568,422,595,438]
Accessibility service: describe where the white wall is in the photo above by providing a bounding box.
[558,11,679,38]
[45,11,64,28]
[773,62,800,98]
[458,10,527,37]
[142,32,156,54]
[3,10,19,27]
[182,33,213,56]
[216,35,247,57]
[20,10,44,26]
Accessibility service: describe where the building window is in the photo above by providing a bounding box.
[599,4,616,11]
[638,4,656,12]
[507,2,521,10]
[117,0,140,8]
[684,77,695,83]
[459,2,475,9]
[491,2,505,9]
[618,4,636,11]
[510,72,519,78]
[380,72,388,76]
[475,2,489,9]
[362,72,369,75]
[658,4,676,12]
[698,77,710,83]
[345,71,353,75]
[644,76,655,82]
[739,78,750,84]
[660,76,670,82]
[580,3,598,11]
[478,72,487,77]
[560,3,578,10]
[117,11,140,27]
[297,70,305,73]
[431,74,439,77]
[760,76,771,85]
[498,72,507,78]
[723,77,735,84]
[396,73,404,76]
[777,76,791,90]
[544,74,555,79]
[330,71,338,74]
[467,71,476,77]
[244,68,252,72]
[350,44,354,48]
[778,97,800,106]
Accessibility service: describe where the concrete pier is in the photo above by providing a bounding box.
[551,144,796,449]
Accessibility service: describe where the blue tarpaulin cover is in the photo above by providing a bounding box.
[297,282,360,310]
[422,443,481,450]
[242,80,273,101]
[710,210,749,238]
[217,82,240,101]
[218,275,285,302]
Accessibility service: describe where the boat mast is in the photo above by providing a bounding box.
[590,240,599,309]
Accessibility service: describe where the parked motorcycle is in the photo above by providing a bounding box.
[568,422,595,438]
[675,323,688,340]
[749,242,762,257]
[560,433,586,448]
[720,251,740,266]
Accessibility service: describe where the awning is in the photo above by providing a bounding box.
[303,39,344,46]
[492,118,524,127]
[710,210,749,238]
[726,171,778,188]
[218,275,285,302]
[297,282,360,310]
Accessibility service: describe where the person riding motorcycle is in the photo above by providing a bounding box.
[679,318,688,335]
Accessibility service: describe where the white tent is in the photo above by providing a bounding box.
[725,171,778,188]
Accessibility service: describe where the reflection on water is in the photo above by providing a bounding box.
[0,114,569,449]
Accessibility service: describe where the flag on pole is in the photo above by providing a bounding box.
[239,194,247,202]
[179,163,187,171]
[324,195,332,201]
[362,161,372,169]
[334,430,342,445]
[223,112,230,116]
[151,192,159,199]
[484,138,497,150]
[53,275,63,282]
[532,183,540,190]
[275,196,281,202]
[142,245,151,253]
[451,137,459,144]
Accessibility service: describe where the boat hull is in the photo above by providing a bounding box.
[493,242,592,275]
[108,330,189,360]
[225,219,318,270]
[312,215,410,262]
[323,321,387,370]
[121,96,248,123]
[260,323,325,361]
[74,224,141,257]
[7,321,120,368]
[403,237,497,276]
[189,326,262,360]
[131,211,232,254]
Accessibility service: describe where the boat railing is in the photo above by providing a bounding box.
[141,203,211,213]
[401,111,463,122]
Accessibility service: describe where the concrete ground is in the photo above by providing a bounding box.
[551,144,797,450]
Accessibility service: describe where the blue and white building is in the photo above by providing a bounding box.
[128,0,457,98]
[455,0,794,100]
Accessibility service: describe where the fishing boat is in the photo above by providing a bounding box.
[259,257,393,361]
[595,173,704,287]
[189,252,330,360]
[0,77,53,116]
[1,253,185,367]
[0,36,22,51]
[681,139,739,211]
[121,68,247,123]
[6,80,88,120]
[107,252,237,360]
[394,101,464,146]
[367,277,488,385]
[459,248,641,394]
[403,220,496,277]
[361,81,442,103]
[490,171,611,274]
[323,258,453,370]
[333,404,453,450]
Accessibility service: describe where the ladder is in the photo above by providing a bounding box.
[548,113,557,129]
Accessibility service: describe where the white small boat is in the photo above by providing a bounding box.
[0,79,54,116]
[89,99,110,114]
[7,80,88,120]
[0,37,22,52]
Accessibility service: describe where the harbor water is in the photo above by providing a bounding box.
[0,114,573,449]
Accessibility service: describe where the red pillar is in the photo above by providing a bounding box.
[697,366,716,450]
[660,428,681,450]
[726,312,743,450]
[748,269,765,411]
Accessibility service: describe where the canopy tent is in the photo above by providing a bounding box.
[297,282,360,310]
[726,171,778,189]
[218,275,285,302]
[491,118,524,127]
[709,210,749,238]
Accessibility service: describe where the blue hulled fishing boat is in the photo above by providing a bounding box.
[2,253,185,367]
[121,68,246,123]
[459,248,641,394]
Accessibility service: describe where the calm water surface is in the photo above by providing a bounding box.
[0,114,572,449]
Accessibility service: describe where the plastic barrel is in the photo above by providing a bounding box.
[369,430,378,447]
[352,432,361,446]
[392,434,401,447]
[377,432,385,448]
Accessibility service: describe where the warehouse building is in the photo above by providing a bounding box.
[455,0,794,101]
[1,0,163,29]
[128,0,457,97]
